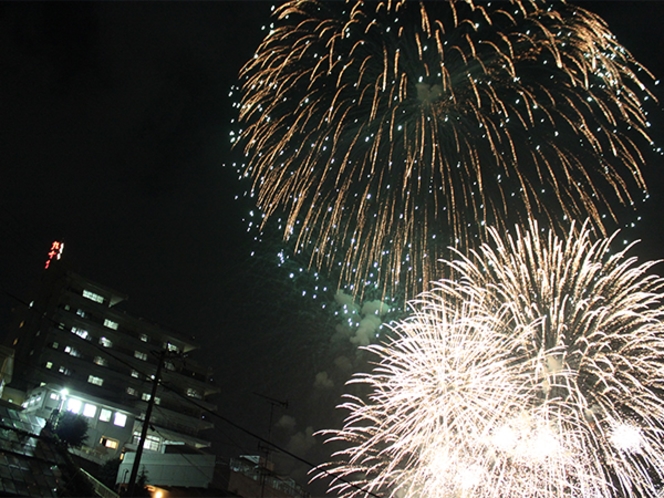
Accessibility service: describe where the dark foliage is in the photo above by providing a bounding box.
[54,411,89,448]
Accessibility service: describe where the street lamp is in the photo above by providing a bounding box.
[58,388,69,411]
[49,387,69,429]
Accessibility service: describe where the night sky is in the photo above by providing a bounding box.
[1,1,664,495]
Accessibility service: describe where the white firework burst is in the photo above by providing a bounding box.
[317,220,664,498]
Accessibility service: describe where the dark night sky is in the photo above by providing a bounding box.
[1,1,664,494]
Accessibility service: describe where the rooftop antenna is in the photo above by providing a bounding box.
[253,392,288,498]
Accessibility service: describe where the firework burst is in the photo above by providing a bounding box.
[236,0,656,301]
[317,220,664,498]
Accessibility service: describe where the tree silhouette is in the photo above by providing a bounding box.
[54,411,89,448]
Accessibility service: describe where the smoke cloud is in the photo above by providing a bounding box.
[313,371,334,389]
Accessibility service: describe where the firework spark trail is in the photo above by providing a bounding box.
[236,0,656,301]
[316,220,664,498]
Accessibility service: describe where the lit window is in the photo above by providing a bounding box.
[140,334,149,342]
[72,327,89,340]
[88,375,104,386]
[165,342,179,352]
[103,319,118,330]
[133,433,160,451]
[134,351,148,361]
[45,361,53,369]
[131,370,140,378]
[186,388,202,399]
[99,337,112,348]
[141,393,153,402]
[100,437,119,449]
[49,393,59,400]
[76,309,86,318]
[66,398,82,414]
[145,435,160,450]
[164,362,175,371]
[155,397,161,405]
[58,366,71,375]
[126,387,137,396]
[99,409,112,422]
[64,346,80,357]
[113,412,127,427]
[52,342,59,349]
[94,356,108,367]
[83,403,97,418]
[82,290,104,303]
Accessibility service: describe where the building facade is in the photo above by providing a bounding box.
[20,383,136,463]
[5,259,219,466]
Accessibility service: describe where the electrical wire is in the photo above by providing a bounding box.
[6,293,383,498]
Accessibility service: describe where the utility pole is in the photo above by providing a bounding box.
[126,350,166,497]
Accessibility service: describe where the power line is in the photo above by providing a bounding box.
[159,378,382,498]
[5,291,252,458]
[7,294,383,498]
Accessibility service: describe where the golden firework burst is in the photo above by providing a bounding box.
[236,0,655,301]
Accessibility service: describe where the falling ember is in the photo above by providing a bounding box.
[315,220,664,498]
[236,0,656,301]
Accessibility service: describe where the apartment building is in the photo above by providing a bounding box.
[5,255,219,465]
